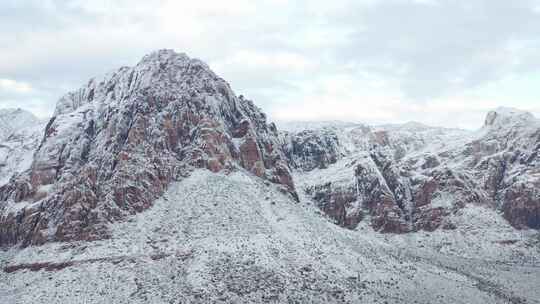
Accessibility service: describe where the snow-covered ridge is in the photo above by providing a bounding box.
[0,109,45,186]
[285,107,539,232]
[276,120,366,133]
[0,108,42,140]
[54,49,221,116]
[484,107,538,129]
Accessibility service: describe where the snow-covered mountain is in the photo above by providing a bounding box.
[0,109,45,187]
[285,107,539,233]
[0,51,539,303]
[0,50,295,247]
[0,108,42,140]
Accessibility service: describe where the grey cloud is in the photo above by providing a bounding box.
[334,0,540,98]
[1,0,539,126]
[0,0,97,36]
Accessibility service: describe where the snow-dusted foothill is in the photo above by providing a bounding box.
[1,170,539,303]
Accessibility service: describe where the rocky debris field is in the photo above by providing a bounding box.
[1,171,539,303]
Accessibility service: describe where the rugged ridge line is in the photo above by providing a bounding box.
[287,108,539,232]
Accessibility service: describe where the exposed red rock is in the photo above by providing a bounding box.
[289,108,540,233]
[0,50,296,247]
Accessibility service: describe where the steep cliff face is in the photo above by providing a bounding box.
[287,108,539,232]
[281,128,345,171]
[0,50,295,247]
[1,50,537,250]
[476,108,540,228]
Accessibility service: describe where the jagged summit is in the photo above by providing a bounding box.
[484,106,537,128]
[277,120,365,132]
[139,49,208,69]
[54,50,222,116]
[284,106,539,232]
[142,48,190,61]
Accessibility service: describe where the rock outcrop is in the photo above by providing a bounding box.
[287,108,539,232]
[477,108,540,228]
[1,51,538,249]
[0,50,296,247]
[282,128,344,171]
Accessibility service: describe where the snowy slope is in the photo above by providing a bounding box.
[0,109,45,186]
[1,170,538,303]
[0,108,42,140]
[0,50,295,247]
[0,51,539,304]
[285,108,539,232]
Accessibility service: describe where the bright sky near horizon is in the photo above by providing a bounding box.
[1,0,540,129]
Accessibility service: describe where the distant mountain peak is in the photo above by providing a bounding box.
[276,120,366,133]
[0,108,41,140]
[484,107,537,128]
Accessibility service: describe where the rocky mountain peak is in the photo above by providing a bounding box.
[484,107,537,128]
[286,108,539,233]
[0,50,295,247]
[54,50,221,117]
[138,49,207,71]
[0,108,41,140]
[0,108,45,188]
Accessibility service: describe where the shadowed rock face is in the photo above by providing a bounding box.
[282,128,344,171]
[0,50,296,247]
[288,108,540,232]
[475,109,540,229]
[306,181,362,229]
[503,184,540,229]
[1,53,537,249]
[354,158,410,233]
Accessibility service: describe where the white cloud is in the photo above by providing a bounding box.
[1,0,540,128]
[213,50,314,73]
[0,79,33,94]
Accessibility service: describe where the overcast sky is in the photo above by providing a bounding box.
[1,0,540,129]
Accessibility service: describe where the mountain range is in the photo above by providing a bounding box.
[0,50,539,304]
